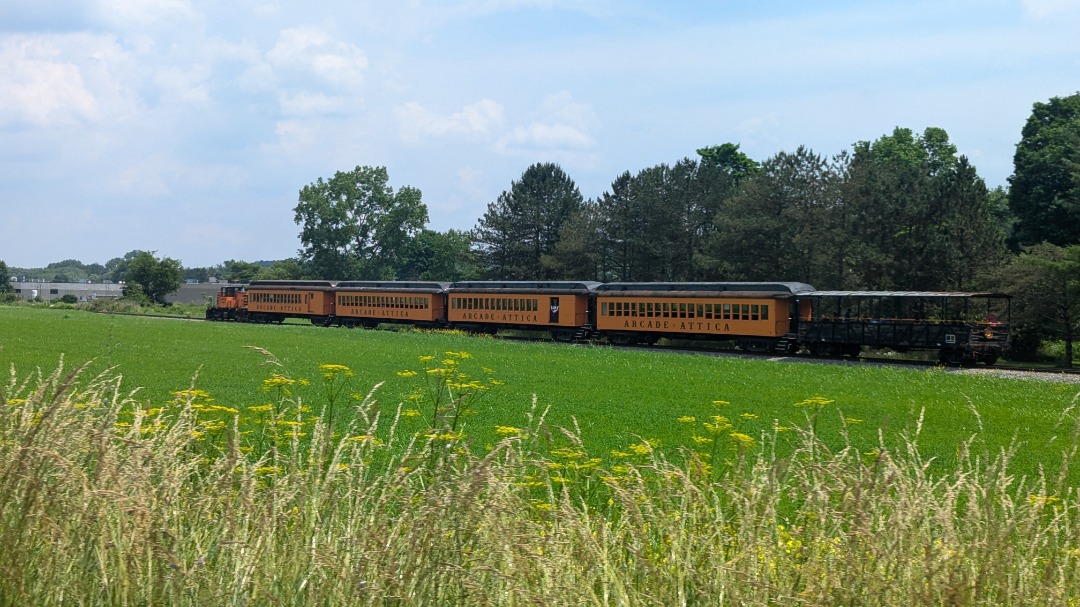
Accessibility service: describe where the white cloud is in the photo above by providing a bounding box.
[396,99,505,141]
[497,122,594,151]
[266,27,369,90]
[495,91,597,153]
[0,34,137,127]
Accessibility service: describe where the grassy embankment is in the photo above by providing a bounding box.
[3,306,1080,604]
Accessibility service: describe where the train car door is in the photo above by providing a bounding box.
[549,297,560,324]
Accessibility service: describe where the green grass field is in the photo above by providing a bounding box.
[6,305,1080,604]
[2,305,1078,480]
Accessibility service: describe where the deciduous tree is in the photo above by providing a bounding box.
[1009,92,1080,248]
[124,251,183,305]
[0,260,12,294]
[399,229,479,281]
[995,243,1080,366]
[294,166,429,280]
[221,260,264,283]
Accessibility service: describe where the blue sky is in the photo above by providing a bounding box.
[2,0,1079,268]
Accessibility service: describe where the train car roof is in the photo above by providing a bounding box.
[801,290,1011,299]
[449,280,601,294]
[596,282,816,295]
[247,280,337,288]
[337,281,449,291]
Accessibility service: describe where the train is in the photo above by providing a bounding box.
[205,280,1012,366]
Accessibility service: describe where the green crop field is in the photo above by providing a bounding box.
[2,305,1078,480]
[6,304,1080,604]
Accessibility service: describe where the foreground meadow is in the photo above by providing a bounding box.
[3,306,1080,604]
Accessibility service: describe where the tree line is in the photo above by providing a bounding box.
[4,92,1077,360]
[285,92,1080,360]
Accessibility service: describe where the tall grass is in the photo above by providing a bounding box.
[4,358,1080,605]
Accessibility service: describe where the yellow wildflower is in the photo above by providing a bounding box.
[729,432,754,448]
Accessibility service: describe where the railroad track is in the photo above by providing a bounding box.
[104,311,1080,381]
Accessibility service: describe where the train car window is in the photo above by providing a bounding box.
[661,303,669,318]
[762,305,769,320]
[600,302,608,316]
[741,304,750,320]
[679,303,687,318]
[751,305,760,321]
[696,304,703,318]
[705,304,713,319]
[723,303,731,320]
[638,303,645,317]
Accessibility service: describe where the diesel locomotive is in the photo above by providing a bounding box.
[206,280,1011,366]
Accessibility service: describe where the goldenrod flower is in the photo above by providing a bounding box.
[262,373,296,390]
[794,396,835,408]
[678,415,696,423]
[729,432,754,448]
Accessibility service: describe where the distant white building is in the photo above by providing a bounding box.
[11,281,233,305]
[11,281,123,301]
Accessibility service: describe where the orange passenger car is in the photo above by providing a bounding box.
[594,282,813,351]
[447,281,599,340]
[245,280,337,324]
[334,281,449,328]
